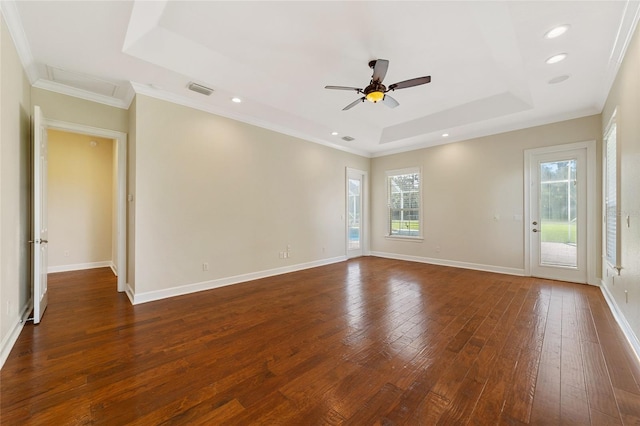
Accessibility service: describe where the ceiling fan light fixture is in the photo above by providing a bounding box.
[325,59,431,110]
[366,91,385,103]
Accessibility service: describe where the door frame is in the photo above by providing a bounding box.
[524,140,597,285]
[346,167,369,258]
[43,118,128,293]
[33,106,48,324]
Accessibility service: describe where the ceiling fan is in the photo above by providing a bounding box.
[325,59,431,111]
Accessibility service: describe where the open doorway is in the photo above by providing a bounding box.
[39,114,127,294]
[47,130,117,275]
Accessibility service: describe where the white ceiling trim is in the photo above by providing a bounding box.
[371,106,600,158]
[131,82,372,158]
[0,0,38,84]
[601,0,640,106]
[2,0,134,110]
[33,79,132,110]
[5,1,640,156]
[609,1,640,67]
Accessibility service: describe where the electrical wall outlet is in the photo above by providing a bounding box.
[202,263,209,271]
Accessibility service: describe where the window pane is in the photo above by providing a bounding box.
[348,178,361,249]
[539,159,577,268]
[388,171,420,237]
[605,125,617,264]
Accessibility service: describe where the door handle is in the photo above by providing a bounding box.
[41,239,48,244]
[532,221,538,225]
[532,229,539,233]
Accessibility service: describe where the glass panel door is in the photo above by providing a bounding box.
[539,159,577,268]
[529,147,587,283]
[346,169,365,258]
[348,177,361,251]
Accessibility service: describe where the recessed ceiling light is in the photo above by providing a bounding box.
[442,133,449,137]
[545,53,567,64]
[548,75,571,84]
[331,131,339,136]
[545,25,570,39]
[231,97,242,103]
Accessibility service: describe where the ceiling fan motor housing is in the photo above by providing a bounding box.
[325,58,430,110]
[364,82,386,102]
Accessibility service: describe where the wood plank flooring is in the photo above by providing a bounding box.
[2,257,640,424]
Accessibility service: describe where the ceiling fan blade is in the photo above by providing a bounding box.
[343,97,365,111]
[371,59,389,83]
[388,76,431,91]
[325,85,362,92]
[382,94,399,108]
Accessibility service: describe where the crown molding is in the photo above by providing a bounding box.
[601,0,640,106]
[33,79,131,109]
[371,106,600,158]
[2,1,133,110]
[0,0,38,83]
[131,82,372,158]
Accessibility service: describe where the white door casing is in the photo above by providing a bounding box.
[346,168,368,258]
[524,141,596,284]
[43,119,128,294]
[32,108,129,310]
[33,106,49,324]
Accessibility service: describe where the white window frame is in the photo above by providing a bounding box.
[603,111,621,273]
[385,167,423,241]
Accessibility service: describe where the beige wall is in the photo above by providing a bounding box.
[371,115,602,274]
[47,130,113,270]
[601,22,640,343]
[0,15,32,361]
[131,94,369,296]
[31,88,128,134]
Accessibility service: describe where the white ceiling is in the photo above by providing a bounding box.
[3,1,639,157]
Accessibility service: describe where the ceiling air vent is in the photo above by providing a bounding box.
[188,82,214,96]
[342,136,355,142]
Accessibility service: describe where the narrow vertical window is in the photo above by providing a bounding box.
[604,115,618,268]
[387,168,421,238]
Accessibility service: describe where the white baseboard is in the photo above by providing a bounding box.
[110,262,118,276]
[369,251,525,277]
[125,284,135,304]
[0,298,32,370]
[132,256,347,305]
[47,260,112,274]
[600,280,640,363]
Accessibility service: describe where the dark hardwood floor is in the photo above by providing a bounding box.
[2,257,640,425]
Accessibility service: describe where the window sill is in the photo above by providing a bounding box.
[384,235,424,242]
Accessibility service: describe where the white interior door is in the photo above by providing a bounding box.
[33,106,49,324]
[346,169,366,258]
[527,146,587,283]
